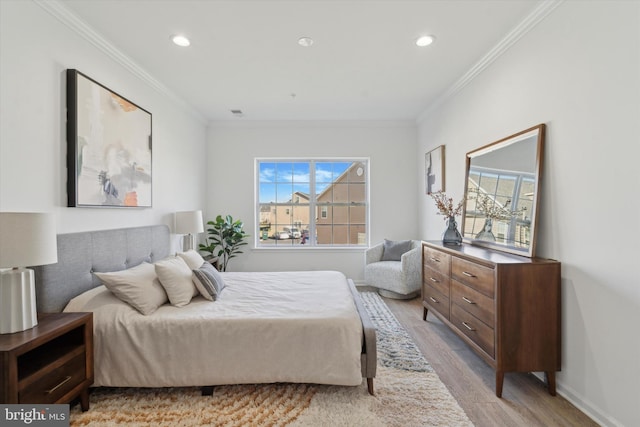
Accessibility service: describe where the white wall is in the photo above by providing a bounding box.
[417,1,639,426]
[207,121,417,280]
[0,1,207,242]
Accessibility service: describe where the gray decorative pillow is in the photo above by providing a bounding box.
[192,262,226,301]
[381,239,412,261]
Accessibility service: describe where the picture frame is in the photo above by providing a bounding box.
[67,69,152,207]
[425,145,445,194]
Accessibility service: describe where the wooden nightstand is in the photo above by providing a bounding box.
[0,312,94,410]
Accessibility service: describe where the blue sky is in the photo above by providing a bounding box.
[258,161,351,203]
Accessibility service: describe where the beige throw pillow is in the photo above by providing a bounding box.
[94,262,168,315]
[155,256,197,307]
[177,250,207,270]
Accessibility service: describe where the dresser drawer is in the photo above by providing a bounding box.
[423,246,451,276]
[423,266,449,297]
[423,283,450,319]
[451,257,494,298]
[20,353,86,404]
[451,304,495,358]
[451,279,495,327]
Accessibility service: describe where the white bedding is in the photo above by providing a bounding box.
[64,270,363,388]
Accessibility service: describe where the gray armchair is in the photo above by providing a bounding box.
[364,240,422,299]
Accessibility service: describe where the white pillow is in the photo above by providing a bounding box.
[94,262,168,315]
[155,256,197,307]
[177,250,206,270]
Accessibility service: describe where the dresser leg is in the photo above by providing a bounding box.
[545,371,557,396]
[80,388,90,411]
[495,371,504,398]
[423,307,428,321]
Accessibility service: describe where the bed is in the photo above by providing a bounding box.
[34,225,376,394]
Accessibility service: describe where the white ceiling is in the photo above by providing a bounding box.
[58,0,544,122]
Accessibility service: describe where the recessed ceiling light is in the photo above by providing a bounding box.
[172,35,191,47]
[416,35,435,47]
[298,37,314,47]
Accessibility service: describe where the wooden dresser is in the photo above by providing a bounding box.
[421,241,560,397]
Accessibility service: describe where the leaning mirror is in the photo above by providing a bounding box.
[462,124,545,257]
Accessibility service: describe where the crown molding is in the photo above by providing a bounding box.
[33,0,207,124]
[416,0,564,124]
[209,119,416,129]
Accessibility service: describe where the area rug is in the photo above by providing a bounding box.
[70,292,473,426]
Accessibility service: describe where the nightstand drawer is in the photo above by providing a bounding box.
[20,353,86,404]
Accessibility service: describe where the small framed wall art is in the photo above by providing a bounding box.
[67,69,152,207]
[425,145,445,194]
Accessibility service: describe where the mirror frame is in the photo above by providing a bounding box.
[461,124,546,258]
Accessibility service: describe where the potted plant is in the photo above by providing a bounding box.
[199,215,249,271]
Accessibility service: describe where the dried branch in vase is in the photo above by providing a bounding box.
[429,191,464,220]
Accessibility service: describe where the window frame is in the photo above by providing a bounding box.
[255,157,370,249]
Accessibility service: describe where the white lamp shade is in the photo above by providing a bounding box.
[175,210,204,235]
[0,212,58,268]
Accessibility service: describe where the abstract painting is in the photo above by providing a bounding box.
[67,69,152,207]
[425,145,445,195]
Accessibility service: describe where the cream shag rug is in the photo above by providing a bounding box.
[70,292,473,427]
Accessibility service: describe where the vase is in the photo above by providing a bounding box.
[475,218,496,241]
[442,215,462,245]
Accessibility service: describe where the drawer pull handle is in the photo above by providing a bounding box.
[429,297,438,303]
[462,271,476,278]
[45,376,72,394]
[462,321,476,331]
[462,296,475,304]
[430,257,440,263]
[429,277,439,283]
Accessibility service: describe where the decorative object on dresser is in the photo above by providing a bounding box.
[66,69,152,208]
[0,212,58,334]
[175,210,204,251]
[421,241,560,397]
[0,312,94,410]
[429,191,464,246]
[462,124,545,257]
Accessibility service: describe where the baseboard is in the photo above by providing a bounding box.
[531,373,622,427]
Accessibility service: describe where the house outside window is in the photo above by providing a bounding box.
[256,158,369,247]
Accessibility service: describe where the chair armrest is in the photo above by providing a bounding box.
[365,243,384,265]
[401,245,422,283]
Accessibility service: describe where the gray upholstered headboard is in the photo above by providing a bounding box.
[34,225,171,313]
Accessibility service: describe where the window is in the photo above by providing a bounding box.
[256,159,368,247]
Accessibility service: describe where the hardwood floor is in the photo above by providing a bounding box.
[381,295,598,427]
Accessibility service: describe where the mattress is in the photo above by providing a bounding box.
[64,270,364,388]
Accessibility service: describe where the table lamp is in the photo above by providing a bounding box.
[0,212,58,334]
[175,210,204,251]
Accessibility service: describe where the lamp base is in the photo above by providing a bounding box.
[182,234,196,251]
[0,268,38,334]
